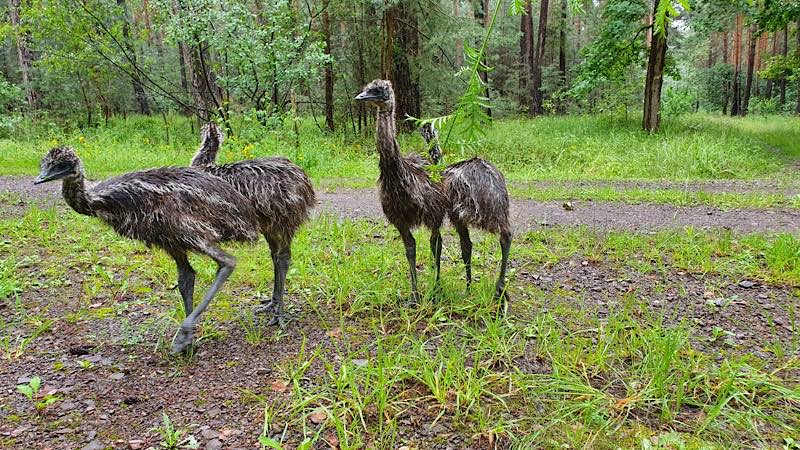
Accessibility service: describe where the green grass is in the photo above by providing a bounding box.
[2,201,799,448]
[1,113,799,184]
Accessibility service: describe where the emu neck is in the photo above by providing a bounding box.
[191,139,219,166]
[375,108,403,173]
[61,171,94,216]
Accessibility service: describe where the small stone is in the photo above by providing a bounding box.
[206,407,221,418]
[352,359,369,367]
[738,280,755,288]
[205,439,223,450]
[309,411,327,424]
[200,429,219,440]
[82,440,105,450]
[128,440,144,449]
[109,372,125,381]
[59,401,77,411]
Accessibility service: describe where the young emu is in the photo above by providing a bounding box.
[420,124,512,300]
[355,80,448,299]
[35,147,260,353]
[191,123,316,325]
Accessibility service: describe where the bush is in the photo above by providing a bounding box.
[662,87,695,117]
[749,97,779,115]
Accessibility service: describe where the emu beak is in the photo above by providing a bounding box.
[354,91,370,101]
[33,174,48,184]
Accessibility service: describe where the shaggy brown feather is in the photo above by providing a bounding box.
[191,122,316,324]
[420,126,512,300]
[356,80,448,299]
[36,146,259,353]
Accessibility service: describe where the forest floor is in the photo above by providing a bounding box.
[1,173,799,450]
[1,114,799,449]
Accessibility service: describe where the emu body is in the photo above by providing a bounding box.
[356,80,448,299]
[35,146,259,353]
[420,125,512,300]
[191,123,316,324]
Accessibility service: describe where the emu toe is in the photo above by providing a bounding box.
[256,299,288,327]
[171,324,196,354]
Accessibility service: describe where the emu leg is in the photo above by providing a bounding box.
[258,236,290,327]
[454,221,473,288]
[172,244,236,354]
[429,228,442,286]
[494,230,512,303]
[171,251,196,317]
[397,226,419,301]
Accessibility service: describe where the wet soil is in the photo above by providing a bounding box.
[1,175,799,449]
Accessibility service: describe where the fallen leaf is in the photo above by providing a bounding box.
[323,432,339,449]
[270,380,289,393]
[327,328,341,338]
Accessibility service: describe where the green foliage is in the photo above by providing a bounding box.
[760,54,800,82]
[0,77,24,113]
[570,0,649,98]
[16,376,60,412]
[662,86,695,116]
[153,413,198,449]
[698,63,734,112]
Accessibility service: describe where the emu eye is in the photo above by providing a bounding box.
[55,162,69,170]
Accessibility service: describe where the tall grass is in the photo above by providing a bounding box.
[1,113,798,182]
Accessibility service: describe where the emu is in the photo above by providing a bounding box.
[34,146,260,353]
[355,80,448,300]
[420,123,512,300]
[191,122,316,325]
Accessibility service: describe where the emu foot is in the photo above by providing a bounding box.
[171,323,196,355]
[494,288,511,313]
[256,299,288,328]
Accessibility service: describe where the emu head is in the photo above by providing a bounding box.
[420,123,443,164]
[34,146,82,184]
[355,79,394,112]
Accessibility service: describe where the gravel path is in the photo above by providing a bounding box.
[2,176,799,233]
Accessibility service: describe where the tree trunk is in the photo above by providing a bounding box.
[519,0,532,107]
[557,0,567,114]
[796,19,800,114]
[8,0,39,109]
[731,14,742,116]
[478,0,492,118]
[741,24,756,115]
[707,33,715,68]
[530,0,550,115]
[778,25,787,106]
[722,29,729,114]
[387,1,421,131]
[642,19,667,132]
[454,0,464,67]
[176,42,191,115]
[117,0,150,115]
[766,31,776,97]
[322,0,334,132]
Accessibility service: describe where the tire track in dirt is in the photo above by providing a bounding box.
[2,176,799,233]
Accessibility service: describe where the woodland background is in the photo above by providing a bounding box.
[1,0,799,138]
